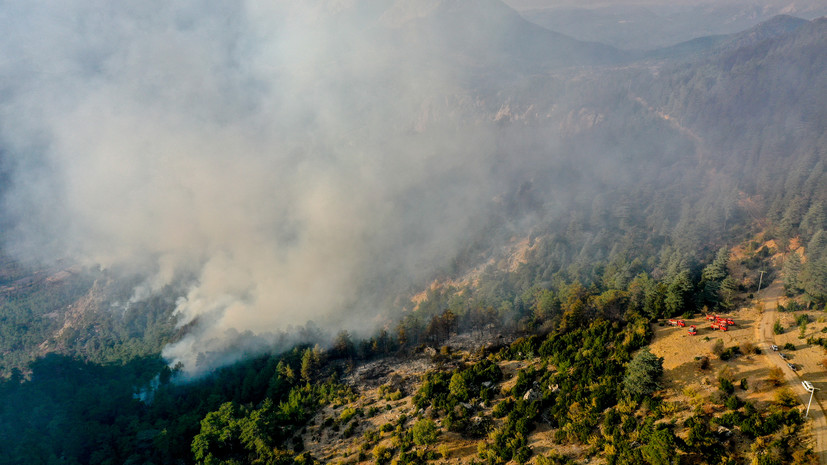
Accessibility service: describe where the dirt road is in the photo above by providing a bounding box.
[757,282,827,464]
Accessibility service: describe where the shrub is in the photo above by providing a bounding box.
[719,378,735,395]
[492,399,514,418]
[339,407,358,423]
[343,421,357,438]
[372,445,392,465]
[515,444,532,464]
[774,320,784,334]
[411,418,439,446]
[536,452,570,465]
[768,367,785,386]
[438,444,450,460]
[363,429,380,444]
[784,342,796,351]
[719,346,740,361]
[718,366,734,382]
[712,340,725,356]
[774,387,798,407]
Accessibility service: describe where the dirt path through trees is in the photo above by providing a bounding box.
[757,282,827,464]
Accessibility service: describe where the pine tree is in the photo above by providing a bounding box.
[719,276,738,309]
[801,231,827,304]
[665,270,692,316]
[300,349,314,382]
[782,252,803,295]
[623,347,664,398]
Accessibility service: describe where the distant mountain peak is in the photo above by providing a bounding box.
[380,0,625,72]
[380,0,521,28]
[731,14,809,42]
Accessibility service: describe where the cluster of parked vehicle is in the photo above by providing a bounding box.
[770,345,797,371]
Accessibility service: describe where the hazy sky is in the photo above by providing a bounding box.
[502,0,813,9]
[502,0,706,8]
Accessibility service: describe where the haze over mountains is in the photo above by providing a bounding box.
[0,0,824,377]
[509,0,827,49]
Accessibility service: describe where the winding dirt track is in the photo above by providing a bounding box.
[757,282,827,464]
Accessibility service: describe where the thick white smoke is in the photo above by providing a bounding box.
[0,1,501,374]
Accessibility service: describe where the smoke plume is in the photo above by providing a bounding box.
[0,1,506,374]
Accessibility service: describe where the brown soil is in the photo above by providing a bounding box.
[649,304,777,408]
[649,278,827,463]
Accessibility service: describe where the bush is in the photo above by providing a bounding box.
[339,407,358,423]
[719,378,735,395]
[372,445,392,465]
[784,342,796,351]
[768,367,785,386]
[718,366,734,382]
[774,320,784,334]
[712,340,725,356]
[492,399,514,418]
[411,419,439,446]
[774,388,798,407]
[343,421,357,438]
[363,429,380,444]
[719,346,740,361]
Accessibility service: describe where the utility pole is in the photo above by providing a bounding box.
[803,381,819,418]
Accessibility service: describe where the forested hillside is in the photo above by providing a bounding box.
[0,3,825,465]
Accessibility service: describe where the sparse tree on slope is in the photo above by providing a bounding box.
[412,418,439,447]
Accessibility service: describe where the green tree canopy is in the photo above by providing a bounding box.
[801,230,827,304]
[665,269,693,316]
[623,347,664,398]
[783,252,803,295]
[412,418,439,446]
